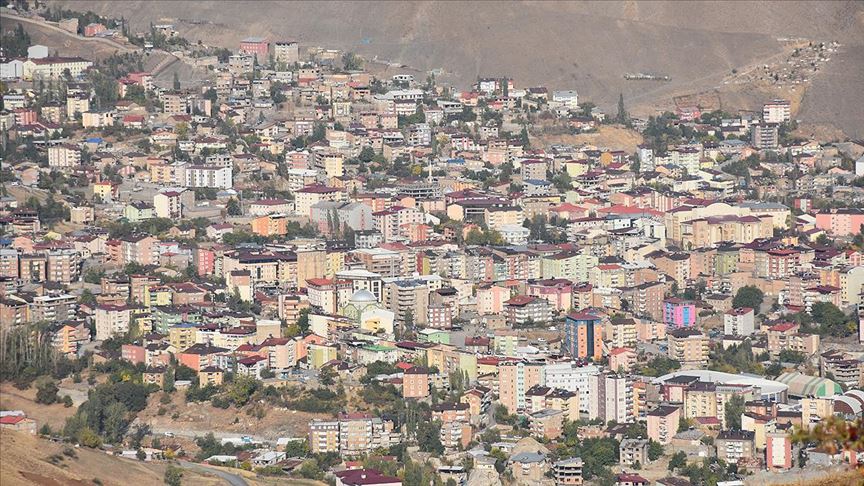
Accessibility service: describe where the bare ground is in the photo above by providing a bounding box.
[46,1,864,137]
[0,382,77,432]
[0,430,222,486]
[533,125,645,154]
[134,391,329,441]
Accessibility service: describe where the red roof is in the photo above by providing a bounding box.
[616,473,649,483]
[237,355,267,366]
[334,469,402,486]
[768,322,797,332]
[505,295,537,306]
[0,415,25,425]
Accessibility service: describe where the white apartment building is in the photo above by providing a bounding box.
[48,144,81,168]
[542,362,601,414]
[551,90,579,110]
[177,164,233,189]
[724,307,755,336]
[95,304,132,340]
[763,99,791,124]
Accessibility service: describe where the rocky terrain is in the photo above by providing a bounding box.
[44,1,864,137]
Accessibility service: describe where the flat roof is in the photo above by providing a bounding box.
[654,370,788,398]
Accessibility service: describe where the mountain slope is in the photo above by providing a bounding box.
[47,1,864,136]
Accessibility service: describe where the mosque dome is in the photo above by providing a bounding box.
[350,289,377,303]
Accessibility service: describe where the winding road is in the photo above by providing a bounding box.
[1,9,136,53]
[178,460,249,486]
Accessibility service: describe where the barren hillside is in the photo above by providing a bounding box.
[42,1,864,137]
[0,430,222,486]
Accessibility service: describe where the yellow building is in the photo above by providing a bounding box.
[801,397,834,430]
[542,251,599,282]
[92,182,116,203]
[144,286,172,309]
[325,250,345,278]
[319,153,344,178]
[484,206,524,231]
[169,325,198,352]
[307,343,338,369]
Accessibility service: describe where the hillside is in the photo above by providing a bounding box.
[0,430,222,486]
[45,1,864,137]
[134,389,329,441]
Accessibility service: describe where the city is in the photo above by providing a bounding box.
[0,1,863,486]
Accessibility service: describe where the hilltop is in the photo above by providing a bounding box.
[45,0,864,137]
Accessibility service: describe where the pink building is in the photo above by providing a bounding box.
[239,37,269,56]
[663,298,696,329]
[766,432,792,470]
[121,344,146,365]
[526,278,573,312]
[14,109,37,126]
[815,209,864,236]
[476,284,510,315]
[83,23,107,37]
[647,405,681,445]
[609,347,637,373]
[196,248,215,276]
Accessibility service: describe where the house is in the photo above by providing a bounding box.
[553,457,584,485]
[529,408,563,440]
[402,366,430,398]
[509,450,549,484]
[647,405,681,445]
[334,469,402,486]
[619,438,649,466]
[615,473,649,486]
[0,413,36,434]
[715,430,755,463]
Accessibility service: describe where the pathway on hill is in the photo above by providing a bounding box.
[178,460,249,486]
[2,10,135,53]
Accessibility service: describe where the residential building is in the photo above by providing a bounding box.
[563,311,604,361]
[723,307,755,336]
[667,328,709,368]
[715,430,755,463]
[647,405,681,445]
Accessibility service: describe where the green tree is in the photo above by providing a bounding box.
[732,285,764,310]
[172,71,180,91]
[341,52,362,71]
[102,402,130,443]
[616,93,628,124]
[319,366,337,386]
[648,440,664,461]
[358,146,376,163]
[668,451,687,472]
[724,394,745,430]
[284,438,309,458]
[164,464,183,486]
[297,308,311,335]
[809,301,853,337]
[417,420,444,454]
[35,378,59,404]
[226,198,242,216]
[520,126,530,148]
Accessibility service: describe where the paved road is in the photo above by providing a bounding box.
[1,10,136,53]
[178,460,249,486]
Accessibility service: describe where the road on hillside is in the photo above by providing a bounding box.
[178,460,249,486]
[1,10,136,53]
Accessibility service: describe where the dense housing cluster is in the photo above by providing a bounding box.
[1,2,863,486]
